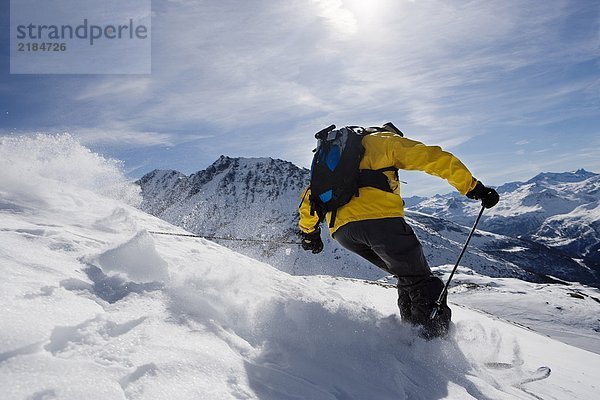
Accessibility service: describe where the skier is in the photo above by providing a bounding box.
[298,124,499,338]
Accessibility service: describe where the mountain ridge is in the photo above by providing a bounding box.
[136,157,599,288]
[406,168,600,270]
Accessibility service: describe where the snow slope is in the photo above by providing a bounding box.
[1,135,600,399]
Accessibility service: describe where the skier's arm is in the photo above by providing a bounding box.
[390,136,477,195]
[298,187,320,234]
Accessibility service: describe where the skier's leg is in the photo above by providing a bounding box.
[405,276,452,338]
[364,218,432,281]
[335,218,451,334]
[337,223,412,322]
[362,218,451,334]
[333,222,390,273]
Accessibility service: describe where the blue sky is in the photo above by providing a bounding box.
[1,0,599,196]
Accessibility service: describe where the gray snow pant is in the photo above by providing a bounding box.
[333,217,451,338]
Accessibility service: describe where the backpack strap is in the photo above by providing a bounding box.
[364,123,404,137]
[309,158,398,229]
[329,208,338,229]
[325,167,397,228]
[382,122,404,137]
[358,167,398,193]
[314,124,337,139]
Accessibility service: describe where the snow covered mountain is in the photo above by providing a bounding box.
[137,157,600,288]
[405,169,600,274]
[3,135,600,399]
[137,156,387,279]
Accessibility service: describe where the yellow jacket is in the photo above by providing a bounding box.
[299,131,477,235]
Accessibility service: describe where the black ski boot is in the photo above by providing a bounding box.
[400,276,452,339]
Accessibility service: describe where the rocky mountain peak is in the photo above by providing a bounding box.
[528,169,597,185]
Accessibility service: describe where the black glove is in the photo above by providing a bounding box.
[301,228,324,254]
[466,181,499,209]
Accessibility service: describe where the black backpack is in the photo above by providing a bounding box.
[308,123,403,228]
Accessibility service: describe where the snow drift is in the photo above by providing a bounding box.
[1,135,599,399]
[0,133,141,210]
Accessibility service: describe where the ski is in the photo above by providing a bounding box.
[483,362,551,386]
[517,366,551,385]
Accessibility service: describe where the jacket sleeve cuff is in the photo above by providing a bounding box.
[466,177,479,194]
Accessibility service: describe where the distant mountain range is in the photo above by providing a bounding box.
[136,157,599,288]
[405,169,600,269]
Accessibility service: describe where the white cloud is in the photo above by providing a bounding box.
[75,78,151,101]
[74,127,175,147]
[29,125,214,148]
[73,1,595,139]
[15,0,597,190]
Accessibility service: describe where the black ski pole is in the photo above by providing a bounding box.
[148,230,302,245]
[430,205,485,319]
